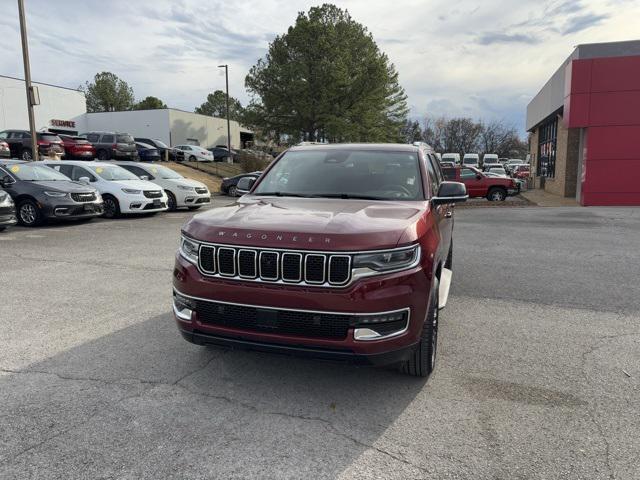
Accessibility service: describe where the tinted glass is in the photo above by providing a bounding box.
[7,163,71,181]
[253,149,423,200]
[39,134,62,142]
[461,168,477,179]
[151,165,182,179]
[86,134,99,142]
[102,135,115,143]
[87,165,139,181]
[153,139,168,149]
[122,165,149,178]
[116,134,134,143]
[443,168,456,180]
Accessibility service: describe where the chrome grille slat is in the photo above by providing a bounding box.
[196,244,353,287]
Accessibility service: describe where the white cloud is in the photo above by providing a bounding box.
[0,0,638,135]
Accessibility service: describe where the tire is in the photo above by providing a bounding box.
[400,278,439,378]
[0,226,7,232]
[97,149,109,160]
[188,206,202,211]
[102,194,120,219]
[17,199,42,227]
[228,186,238,197]
[189,155,196,162]
[21,148,33,161]
[487,187,506,202]
[166,191,177,211]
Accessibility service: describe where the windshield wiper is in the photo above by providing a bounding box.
[254,192,313,198]
[309,193,388,200]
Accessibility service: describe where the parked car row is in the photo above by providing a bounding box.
[0,129,189,162]
[0,159,210,230]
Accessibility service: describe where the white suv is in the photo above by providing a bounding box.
[462,153,480,168]
[44,160,168,218]
[112,162,210,211]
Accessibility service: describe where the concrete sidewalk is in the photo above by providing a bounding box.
[520,188,579,207]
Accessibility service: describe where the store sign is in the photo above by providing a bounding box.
[50,119,76,128]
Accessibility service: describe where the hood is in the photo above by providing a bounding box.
[31,180,96,193]
[112,179,163,191]
[169,178,206,189]
[183,195,428,251]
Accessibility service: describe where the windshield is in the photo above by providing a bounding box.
[253,149,424,200]
[153,139,169,148]
[151,165,183,179]
[88,165,140,181]
[5,163,70,181]
[116,134,134,143]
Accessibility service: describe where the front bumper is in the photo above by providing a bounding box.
[0,205,17,226]
[41,199,104,219]
[175,190,211,207]
[173,254,432,363]
[120,194,168,214]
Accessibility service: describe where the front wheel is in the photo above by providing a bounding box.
[17,199,43,227]
[400,278,439,378]
[189,155,196,162]
[487,187,506,201]
[166,191,177,211]
[102,195,120,218]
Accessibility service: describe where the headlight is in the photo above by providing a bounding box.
[353,245,420,272]
[44,191,68,198]
[177,185,195,191]
[0,192,13,206]
[179,236,200,264]
[121,188,142,194]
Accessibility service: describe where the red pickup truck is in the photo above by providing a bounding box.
[443,166,518,201]
[173,143,468,378]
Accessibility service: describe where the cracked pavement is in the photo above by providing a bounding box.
[1,201,639,479]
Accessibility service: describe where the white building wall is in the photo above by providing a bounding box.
[0,76,86,132]
[168,110,242,148]
[80,109,171,144]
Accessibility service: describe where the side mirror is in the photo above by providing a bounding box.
[140,175,149,181]
[236,177,256,195]
[78,176,90,184]
[432,181,468,205]
[1,175,15,188]
[476,174,482,180]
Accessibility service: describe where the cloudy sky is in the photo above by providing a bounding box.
[1,0,639,135]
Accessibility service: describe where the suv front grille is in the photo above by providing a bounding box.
[195,300,352,339]
[71,192,96,203]
[198,244,352,287]
[143,190,163,198]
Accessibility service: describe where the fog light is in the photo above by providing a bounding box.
[173,293,195,321]
[353,310,409,341]
[130,202,142,209]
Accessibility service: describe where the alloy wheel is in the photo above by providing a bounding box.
[229,186,238,197]
[103,198,117,218]
[22,150,32,161]
[20,203,37,225]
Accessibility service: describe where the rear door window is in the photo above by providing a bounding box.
[101,134,115,143]
[86,134,100,142]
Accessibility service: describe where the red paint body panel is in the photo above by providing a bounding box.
[563,55,640,206]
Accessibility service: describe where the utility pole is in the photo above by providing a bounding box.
[218,64,232,161]
[18,0,39,160]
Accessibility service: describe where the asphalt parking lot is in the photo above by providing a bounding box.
[1,200,639,479]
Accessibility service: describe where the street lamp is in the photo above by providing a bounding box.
[218,64,232,160]
[17,0,39,160]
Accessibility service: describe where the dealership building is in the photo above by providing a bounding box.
[0,74,252,149]
[526,40,640,206]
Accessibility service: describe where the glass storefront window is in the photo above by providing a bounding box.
[537,117,557,178]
